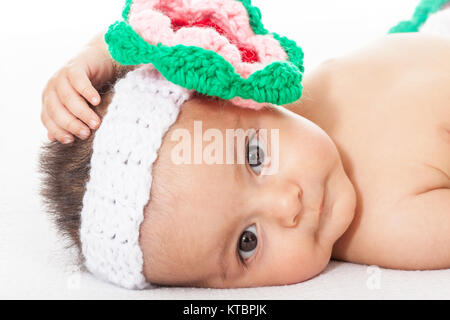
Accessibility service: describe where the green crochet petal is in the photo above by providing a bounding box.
[235,0,305,72]
[389,0,450,33]
[106,21,303,105]
[273,33,305,73]
[107,0,304,105]
[236,0,269,35]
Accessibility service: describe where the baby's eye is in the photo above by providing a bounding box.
[238,225,258,261]
[246,133,265,175]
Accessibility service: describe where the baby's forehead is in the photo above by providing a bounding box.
[142,163,240,284]
[177,97,243,128]
[169,97,283,149]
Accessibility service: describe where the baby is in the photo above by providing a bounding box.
[40,0,450,289]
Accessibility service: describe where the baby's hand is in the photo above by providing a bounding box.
[41,36,114,144]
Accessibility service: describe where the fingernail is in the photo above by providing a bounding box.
[90,119,99,128]
[63,136,73,144]
[92,97,100,104]
[80,129,90,139]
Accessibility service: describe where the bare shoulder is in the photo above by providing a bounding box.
[383,33,450,53]
[327,33,450,270]
[309,34,450,117]
[377,32,450,49]
[386,188,450,270]
[323,33,450,91]
[334,187,450,270]
[338,33,450,68]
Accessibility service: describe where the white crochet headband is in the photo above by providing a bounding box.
[80,65,191,289]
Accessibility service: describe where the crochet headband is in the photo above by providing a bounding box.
[80,66,191,289]
[81,0,305,289]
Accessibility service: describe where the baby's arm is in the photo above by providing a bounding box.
[386,189,450,270]
[41,31,129,144]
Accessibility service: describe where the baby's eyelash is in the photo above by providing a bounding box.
[236,249,249,269]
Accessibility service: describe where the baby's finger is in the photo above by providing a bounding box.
[67,67,101,106]
[57,79,101,130]
[41,111,74,144]
[47,133,56,142]
[46,92,91,140]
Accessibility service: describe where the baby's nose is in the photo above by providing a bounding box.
[270,185,303,228]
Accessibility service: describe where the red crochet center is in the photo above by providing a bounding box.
[171,17,260,63]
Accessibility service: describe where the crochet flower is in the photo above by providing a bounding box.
[106,0,304,109]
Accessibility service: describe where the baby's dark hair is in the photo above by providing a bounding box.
[39,93,113,251]
[38,65,138,250]
[38,65,206,256]
[39,136,92,250]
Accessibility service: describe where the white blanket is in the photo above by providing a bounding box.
[0,0,449,299]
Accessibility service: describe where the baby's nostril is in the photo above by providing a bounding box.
[292,212,300,227]
[297,188,303,201]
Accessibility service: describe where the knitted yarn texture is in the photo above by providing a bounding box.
[389,0,450,33]
[80,65,191,289]
[105,0,304,109]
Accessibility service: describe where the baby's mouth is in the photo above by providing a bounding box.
[312,178,331,230]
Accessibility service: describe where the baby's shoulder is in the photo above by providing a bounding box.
[335,186,450,270]
[341,33,450,68]
[330,34,450,270]
[324,33,450,92]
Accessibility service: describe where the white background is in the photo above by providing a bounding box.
[1,0,449,299]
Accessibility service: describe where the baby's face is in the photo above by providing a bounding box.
[140,97,356,288]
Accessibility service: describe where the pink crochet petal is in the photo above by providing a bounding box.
[128,0,288,80]
[248,35,288,64]
[230,97,268,110]
[129,10,173,45]
[171,27,243,66]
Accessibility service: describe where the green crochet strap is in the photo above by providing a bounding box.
[122,0,133,21]
[106,21,303,105]
[389,0,450,33]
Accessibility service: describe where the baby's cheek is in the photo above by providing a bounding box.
[289,249,329,283]
[260,241,330,286]
[309,128,340,166]
[281,119,338,172]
